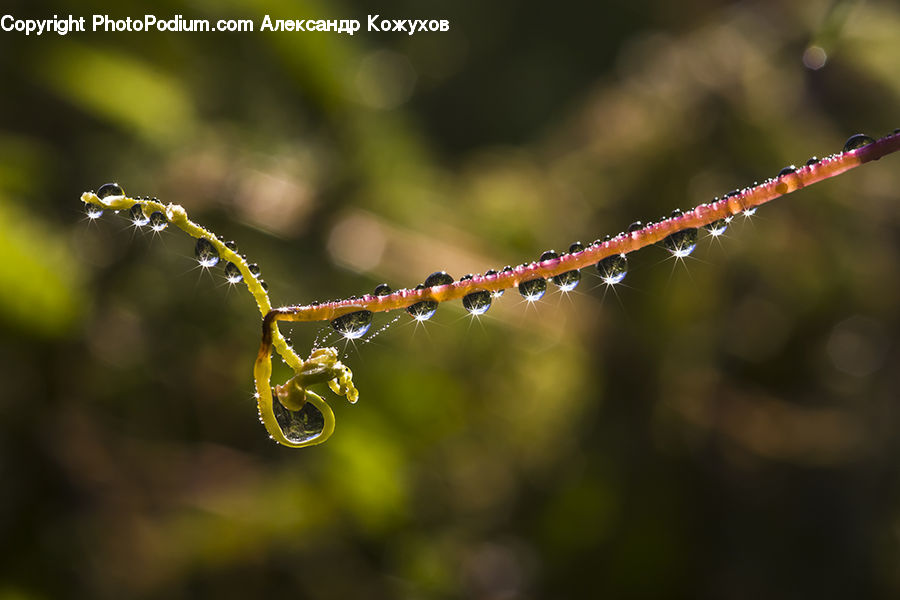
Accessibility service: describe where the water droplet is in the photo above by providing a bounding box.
[97,182,124,200]
[195,238,220,268]
[597,254,627,285]
[501,266,513,273]
[778,165,797,177]
[518,278,547,301]
[225,262,243,284]
[84,202,104,220]
[540,250,558,261]
[149,211,168,231]
[460,274,474,281]
[423,271,454,287]
[224,240,238,252]
[551,269,581,291]
[484,269,504,297]
[843,134,875,152]
[705,218,728,236]
[723,190,739,199]
[569,241,585,254]
[627,221,642,233]
[742,207,757,217]
[407,300,438,321]
[374,283,392,296]
[805,156,819,166]
[330,310,373,339]
[663,228,699,257]
[671,208,683,218]
[462,290,492,315]
[259,279,269,291]
[129,203,149,226]
[248,263,261,277]
[273,397,325,445]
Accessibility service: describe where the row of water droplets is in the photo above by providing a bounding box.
[85,133,887,346]
[325,132,885,342]
[85,183,270,291]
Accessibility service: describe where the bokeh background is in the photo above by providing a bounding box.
[2,0,900,598]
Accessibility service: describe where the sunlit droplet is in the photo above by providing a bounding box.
[518,278,547,301]
[129,203,149,226]
[374,283,392,296]
[407,300,438,321]
[663,228,699,258]
[84,202,104,220]
[195,238,220,268]
[330,310,373,339]
[705,218,728,237]
[462,290,492,315]
[248,263,261,277]
[597,254,627,285]
[149,211,168,231]
[225,262,243,284]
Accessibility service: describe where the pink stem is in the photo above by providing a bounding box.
[269,131,900,324]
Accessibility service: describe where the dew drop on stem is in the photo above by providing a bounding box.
[149,211,168,231]
[597,254,627,285]
[225,262,243,283]
[518,278,547,301]
[97,182,124,200]
[462,290,492,315]
[843,133,875,152]
[330,310,373,339]
[195,238,220,268]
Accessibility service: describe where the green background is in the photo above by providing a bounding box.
[1,0,900,597]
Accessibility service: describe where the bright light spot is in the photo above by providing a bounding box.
[803,46,827,70]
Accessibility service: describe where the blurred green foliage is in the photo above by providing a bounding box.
[2,0,900,598]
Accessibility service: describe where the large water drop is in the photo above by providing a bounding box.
[597,254,627,285]
[462,290,492,315]
[407,300,438,321]
[663,228,698,258]
[273,397,326,445]
[224,262,243,283]
[195,238,220,268]
[424,271,454,287]
[129,203,149,226]
[330,310,373,339]
[843,134,875,152]
[84,202,104,220]
[518,278,547,301]
[149,211,168,231]
[97,182,124,200]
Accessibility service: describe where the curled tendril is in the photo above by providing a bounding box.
[80,189,355,448]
